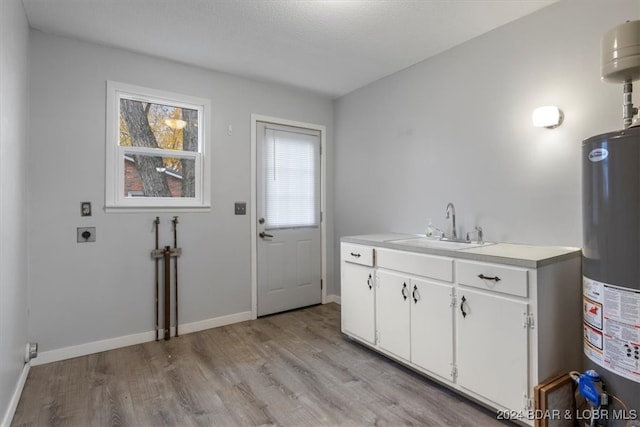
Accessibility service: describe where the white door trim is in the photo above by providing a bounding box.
[250,114,327,319]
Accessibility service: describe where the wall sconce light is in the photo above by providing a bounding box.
[532,106,564,128]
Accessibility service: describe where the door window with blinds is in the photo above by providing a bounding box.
[262,126,320,230]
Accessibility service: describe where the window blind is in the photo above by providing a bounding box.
[263,127,319,229]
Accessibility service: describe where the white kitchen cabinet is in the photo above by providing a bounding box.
[340,237,582,425]
[411,277,454,381]
[456,287,528,411]
[455,259,531,411]
[376,247,453,282]
[376,247,455,379]
[375,269,455,379]
[341,244,376,345]
[375,270,411,361]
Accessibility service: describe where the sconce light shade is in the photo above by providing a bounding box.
[532,106,564,128]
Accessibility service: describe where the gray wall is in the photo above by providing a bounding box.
[0,0,30,422]
[28,31,334,353]
[333,0,639,295]
[16,0,640,366]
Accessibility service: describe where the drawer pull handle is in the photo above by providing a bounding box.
[460,295,467,318]
[412,284,419,303]
[401,283,408,301]
[478,274,501,282]
[350,252,361,258]
[367,274,373,290]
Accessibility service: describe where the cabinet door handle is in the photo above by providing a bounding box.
[401,283,408,301]
[350,252,361,258]
[412,284,419,303]
[478,274,501,282]
[367,274,373,290]
[460,295,467,318]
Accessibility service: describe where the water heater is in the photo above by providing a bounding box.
[582,20,640,426]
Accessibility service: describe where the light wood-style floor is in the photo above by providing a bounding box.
[12,303,508,426]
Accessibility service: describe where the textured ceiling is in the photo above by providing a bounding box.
[22,0,558,98]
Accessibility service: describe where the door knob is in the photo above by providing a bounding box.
[259,232,274,239]
[258,218,265,224]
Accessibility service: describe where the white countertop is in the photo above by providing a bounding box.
[460,243,581,262]
[341,233,416,243]
[341,234,581,268]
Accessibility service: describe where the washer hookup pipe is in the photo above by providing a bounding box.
[154,217,160,341]
[164,245,171,340]
[172,216,179,337]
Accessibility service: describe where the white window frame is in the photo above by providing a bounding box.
[105,81,211,212]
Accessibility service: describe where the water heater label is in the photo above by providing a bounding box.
[583,276,640,384]
[588,148,609,162]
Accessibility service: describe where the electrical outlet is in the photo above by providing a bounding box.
[80,201,91,216]
[77,227,96,243]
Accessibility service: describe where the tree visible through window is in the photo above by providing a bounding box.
[106,82,211,210]
[119,99,197,197]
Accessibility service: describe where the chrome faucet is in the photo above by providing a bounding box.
[445,202,457,239]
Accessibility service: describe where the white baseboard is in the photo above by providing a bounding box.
[32,310,252,366]
[326,294,341,305]
[1,362,30,427]
[32,330,155,366]
[177,311,251,335]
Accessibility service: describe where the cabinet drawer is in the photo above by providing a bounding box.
[456,260,528,298]
[341,243,375,267]
[376,248,453,282]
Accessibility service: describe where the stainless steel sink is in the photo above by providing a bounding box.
[389,237,494,250]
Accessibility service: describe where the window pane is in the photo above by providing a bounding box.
[106,81,211,210]
[263,128,319,229]
[124,154,196,198]
[119,98,198,152]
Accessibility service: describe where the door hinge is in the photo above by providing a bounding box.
[450,292,456,308]
[451,363,458,380]
[321,279,323,290]
[372,248,376,266]
[523,312,535,329]
[320,211,323,222]
[376,330,380,344]
[524,394,533,410]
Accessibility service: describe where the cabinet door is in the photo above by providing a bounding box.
[411,278,454,380]
[456,288,528,411]
[376,270,411,361]
[341,262,376,344]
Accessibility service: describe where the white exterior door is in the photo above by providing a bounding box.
[256,122,322,316]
